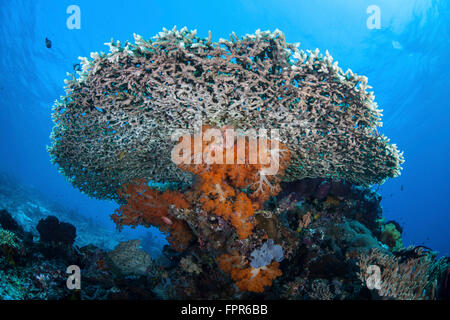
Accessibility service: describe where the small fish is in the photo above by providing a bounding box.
[400,185,404,191]
[45,37,52,48]
[73,63,81,72]
[119,151,126,160]
[161,216,173,225]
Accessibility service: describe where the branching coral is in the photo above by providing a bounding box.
[217,252,282,293]
[49,27,403,201]
[0,228,23,266]
[357,248,444,300]
[0,229,21,251]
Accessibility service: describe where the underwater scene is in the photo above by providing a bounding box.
[0,0,449,304]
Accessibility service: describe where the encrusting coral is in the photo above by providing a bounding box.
[48,27,404,201]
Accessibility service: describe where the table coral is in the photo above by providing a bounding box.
[49,27,404,201]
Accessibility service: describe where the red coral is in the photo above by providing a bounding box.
[111,179,193,252]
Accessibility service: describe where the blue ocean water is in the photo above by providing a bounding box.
[0,0,448,255]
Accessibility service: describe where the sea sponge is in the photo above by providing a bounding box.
[49,27,403,201]
[249,239,284,268]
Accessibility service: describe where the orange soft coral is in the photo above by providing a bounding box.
[231,192,255,239]
[111,179,193,252]
[176,126,290,239]
[233,262,282,293]
[112,125,290,251]
[217,252,282,293]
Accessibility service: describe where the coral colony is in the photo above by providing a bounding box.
[40,27,448,299]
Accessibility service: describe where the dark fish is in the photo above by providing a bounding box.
[400,185,404,191]
[45,37,52,48]
[73,63,81,72]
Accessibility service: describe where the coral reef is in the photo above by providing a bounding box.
[0,183,448,300]
[48,27,403,201]
[40,27,450,300]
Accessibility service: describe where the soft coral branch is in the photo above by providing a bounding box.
[217,252,282,293]
[111,179,193,252]
[178,126,290,239]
